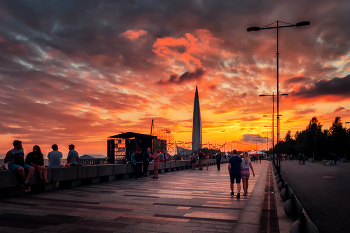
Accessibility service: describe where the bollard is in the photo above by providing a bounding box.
[280,184,294,201]
[278,179,286,191]
[284,194,302,217]
[277,176,283,185]
[289,213,319,233]
[276,173,281,180]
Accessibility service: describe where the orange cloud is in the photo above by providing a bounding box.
[120,30,148,40]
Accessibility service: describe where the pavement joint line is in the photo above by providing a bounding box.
[122,194,159,198]
[153,203,244,210]
[22,196,100,204]
[258,163,279,233]
[153,214,238,223]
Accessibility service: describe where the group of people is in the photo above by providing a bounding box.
[130,147,171,180]
[228,150,255,198]
[3,140,79,190]
[190,151,213,170]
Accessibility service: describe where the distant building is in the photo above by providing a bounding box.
[107,132,166,164]
[192,86,202,151]
[79,154,108,159]
[79,154,109,165]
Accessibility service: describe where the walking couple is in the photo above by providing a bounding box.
[228,150,255,198]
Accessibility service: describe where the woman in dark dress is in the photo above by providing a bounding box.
[25,145,48,183]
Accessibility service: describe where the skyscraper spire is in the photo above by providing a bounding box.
[192,86,202,151]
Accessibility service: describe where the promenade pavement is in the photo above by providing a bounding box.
[280,160,350,233]
[0,161,269,233]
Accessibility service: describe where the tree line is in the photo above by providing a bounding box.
[273,116,350,160]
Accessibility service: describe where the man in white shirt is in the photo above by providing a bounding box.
[47,144,62,167]
[67,144,79,165]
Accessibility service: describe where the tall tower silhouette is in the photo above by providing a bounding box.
[192,86,202,151]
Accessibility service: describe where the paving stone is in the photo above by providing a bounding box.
[0,161,268,232]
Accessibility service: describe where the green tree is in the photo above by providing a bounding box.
[328,116,347,159]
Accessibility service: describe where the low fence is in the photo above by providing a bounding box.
[0,158,229,198]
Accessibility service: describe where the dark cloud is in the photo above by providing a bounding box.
[156,68,206,85]
[292,75,350,98]
[241,134,267,144]
[294,108,316,115]
[284,76,311,85]
[334,106,345,113]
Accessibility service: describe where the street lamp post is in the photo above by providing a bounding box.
[249,20,310,174]
[253,139,260,151]
[345,122,349,160]
[260,93,288,162]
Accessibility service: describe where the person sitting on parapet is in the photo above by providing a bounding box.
[47,144,62,167]
[67,144,79,166]
[4,140,35,190]
[25,145,48,183]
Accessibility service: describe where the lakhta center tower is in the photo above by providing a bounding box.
[192,86,202,151]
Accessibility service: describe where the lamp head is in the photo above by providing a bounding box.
[247,27,261,32]
[295,21,310,27]
[259,94,266,97]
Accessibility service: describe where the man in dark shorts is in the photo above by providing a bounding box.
[228,150,242,198]
[4,140,35,190]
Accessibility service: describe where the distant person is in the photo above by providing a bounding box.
[164,150,171,161]
[241,151,255,196]
[191,151,197,170]
[228,150,242,198]
[135,148,143,179]
[25,145,48,183]
[67,144,79,166]
[47,144,62,167]
[290,154,293,161]
[302,153,306,165]
[159,150,165,162]
[216,152,222,170]
[298,153,302,165]
[130,149,137,178]
[4,140,35,190]
[143,147,152,176]
[198,151,204,170]
[152,149,160,179]
[333,153,337,165]
[205,153,210,170]
[259,154,262,163]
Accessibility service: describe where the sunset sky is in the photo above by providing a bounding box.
[1,0,350,157]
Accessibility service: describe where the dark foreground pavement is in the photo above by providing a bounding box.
[280,161,350,233]
[0,161,268,233]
